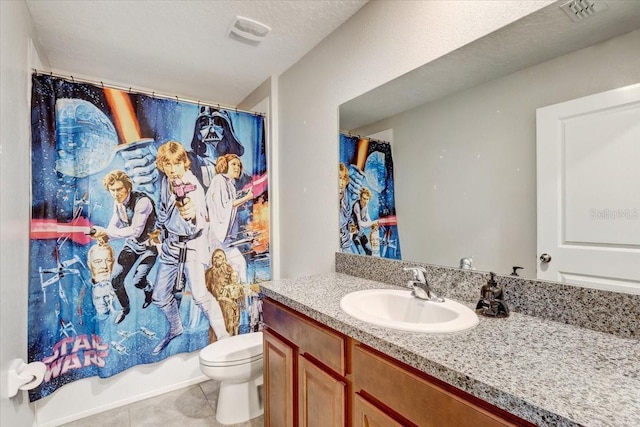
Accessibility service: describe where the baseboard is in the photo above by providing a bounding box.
[37,374,208,427]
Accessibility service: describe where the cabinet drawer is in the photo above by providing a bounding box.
[353,393,406,427]
[352,343,517,427]
[263,298,346,375]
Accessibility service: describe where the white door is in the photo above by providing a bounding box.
[537,83,640,294]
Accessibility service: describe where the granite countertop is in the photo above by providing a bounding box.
[260,273,640,427]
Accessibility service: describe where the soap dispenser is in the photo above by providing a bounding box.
[475,272,509,318]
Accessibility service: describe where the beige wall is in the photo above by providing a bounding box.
[1,1,45,425]
[353,30,640,277]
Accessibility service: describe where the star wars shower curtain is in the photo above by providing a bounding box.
[28,74,269,401]
[339,133,401,259]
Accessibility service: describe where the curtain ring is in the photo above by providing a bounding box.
[129,87,132,94]
[71,75,74,82]
[101,81,104,89]
[175,95,179,104]
[152,92,155,98]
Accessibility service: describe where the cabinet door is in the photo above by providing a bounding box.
[264,329,295,427]
[353,393,406,427]
[298,354,346,427]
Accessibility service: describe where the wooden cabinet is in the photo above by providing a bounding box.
[263,297,534,427]
[263,298,347,427]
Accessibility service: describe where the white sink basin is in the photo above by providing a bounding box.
[340,289,478,333]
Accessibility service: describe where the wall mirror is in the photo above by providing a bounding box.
[339,1,640,292]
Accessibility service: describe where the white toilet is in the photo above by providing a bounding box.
[199,332,264,425]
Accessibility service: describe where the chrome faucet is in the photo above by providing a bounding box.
[403,267,444,302]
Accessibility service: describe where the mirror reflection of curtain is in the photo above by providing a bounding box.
[339,133,401,259]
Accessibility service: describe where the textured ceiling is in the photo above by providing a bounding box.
[341,0,640,130]
[26,0,368,106]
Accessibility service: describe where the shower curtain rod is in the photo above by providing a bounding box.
[33,69,265,117]
[340,130,368,139]
[339,130,391,144]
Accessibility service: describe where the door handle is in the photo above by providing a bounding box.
[539,253,552,263]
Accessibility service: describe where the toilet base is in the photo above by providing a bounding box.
[216,376,263,425]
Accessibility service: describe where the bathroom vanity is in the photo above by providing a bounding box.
[263,297,529,426]
[260,272,640,427]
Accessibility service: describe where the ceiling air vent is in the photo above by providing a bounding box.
[560,0,608,22]
[229,16,271,46]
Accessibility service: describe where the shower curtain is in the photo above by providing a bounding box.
[339,133,401,259]
[28,74,269,401]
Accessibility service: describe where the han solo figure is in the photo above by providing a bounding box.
[92,170,157,324]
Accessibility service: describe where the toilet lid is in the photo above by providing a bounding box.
[199,332,263,366]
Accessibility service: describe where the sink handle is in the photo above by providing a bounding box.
[403,266,427,283]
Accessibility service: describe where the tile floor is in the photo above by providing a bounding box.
[60,380,264,427]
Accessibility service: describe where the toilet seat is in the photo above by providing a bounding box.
[199,332,263,367]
